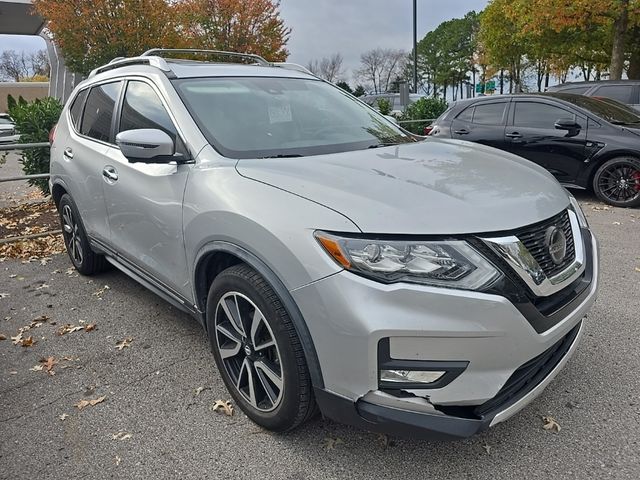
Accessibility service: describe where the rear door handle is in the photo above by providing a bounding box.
[505,132,522,139]
[102,166,118,182]
[454,129,469,135]
[63,147,73,159]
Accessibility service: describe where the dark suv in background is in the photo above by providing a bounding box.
[430,93,640,207]
[547,80,640,112]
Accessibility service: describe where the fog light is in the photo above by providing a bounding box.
[380,369,446,385]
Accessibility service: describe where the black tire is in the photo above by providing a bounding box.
[592,157,640,207]
[206,264,316,432]
[58,194,108,275]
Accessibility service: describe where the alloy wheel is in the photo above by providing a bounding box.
[214,292,284,412]
[597,162,640,204]
[61,204,83,265]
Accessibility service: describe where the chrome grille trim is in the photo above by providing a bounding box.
[479,210,585,297]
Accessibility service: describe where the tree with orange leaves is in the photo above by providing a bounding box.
[176,0,290,62]
[33,0,290,76]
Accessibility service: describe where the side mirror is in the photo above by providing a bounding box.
[116,129,176,163]
[554,118,581,131]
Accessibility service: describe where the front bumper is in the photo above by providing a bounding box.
[292,231,598,439]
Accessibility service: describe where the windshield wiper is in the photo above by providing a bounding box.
[261,154,304,158]
[368,143,399,149]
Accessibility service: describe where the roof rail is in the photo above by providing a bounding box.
[141,48,270,66]
[89,56,171,78]
[271,62,315,76]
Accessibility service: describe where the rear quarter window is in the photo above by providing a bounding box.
[69,89,88,130]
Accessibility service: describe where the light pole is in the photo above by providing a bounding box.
[413,0,418,93]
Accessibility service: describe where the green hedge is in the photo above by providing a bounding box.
[399,97,448,135]
[7,95,63,195]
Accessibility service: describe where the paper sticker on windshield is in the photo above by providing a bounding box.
[268,102,292,124]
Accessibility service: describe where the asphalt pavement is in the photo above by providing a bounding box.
[1,192,639,480]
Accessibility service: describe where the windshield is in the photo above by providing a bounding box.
[545,93,640,124]
[173,77,415,159]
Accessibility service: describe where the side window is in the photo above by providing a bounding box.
[561,86,590,95]
[119,81,177,142]
[456,106,474,122]
[80,82,121,142]
[472,103,506,125]
[592,85,633,104]
[514,102,573,128]
[69,89,88,130]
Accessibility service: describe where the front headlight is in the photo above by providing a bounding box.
[568,193,589,228]
[314,232,501,290]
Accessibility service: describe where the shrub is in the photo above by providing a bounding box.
[399,97,448,134]
[376,97,392,116]
[7,95,62,195]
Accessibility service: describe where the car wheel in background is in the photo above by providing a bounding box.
[592,157,640,207]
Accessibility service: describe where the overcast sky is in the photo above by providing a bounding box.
[0,0,488,80]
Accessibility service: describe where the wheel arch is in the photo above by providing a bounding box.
[51,181,68,208]
[193,241,325,389]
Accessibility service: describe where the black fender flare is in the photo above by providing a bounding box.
[194,241,325,389]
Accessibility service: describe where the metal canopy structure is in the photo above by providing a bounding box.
[0,0,44,35]
[0,0,78,102]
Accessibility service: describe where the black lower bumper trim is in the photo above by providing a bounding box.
[314,387,491,441]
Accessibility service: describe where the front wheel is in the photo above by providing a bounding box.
[206,264,316,431]
[592,157,640,207]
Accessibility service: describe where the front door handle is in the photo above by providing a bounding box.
[102,166,118,182]
[454,128,469,135]
[505,132,522,139]
[63,147,73,159]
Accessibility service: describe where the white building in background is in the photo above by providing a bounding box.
[0,0,80,102]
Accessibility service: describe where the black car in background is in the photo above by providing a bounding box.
[547,80,640,112]
[429,93,640,207]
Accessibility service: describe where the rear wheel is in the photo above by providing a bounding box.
[592,157,640,207]
[206,264,316,431]
[58,194,108,275]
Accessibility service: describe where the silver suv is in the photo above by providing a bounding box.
[50,49,599,440]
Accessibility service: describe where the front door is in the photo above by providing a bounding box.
[504,100,588,183]
[102,79,191,297]
[449,101,508,149]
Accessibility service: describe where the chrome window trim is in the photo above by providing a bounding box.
[480,210,585,297]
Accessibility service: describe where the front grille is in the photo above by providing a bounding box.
[473,322,581,417]
[514,210,575,278]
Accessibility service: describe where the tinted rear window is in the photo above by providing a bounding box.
[592,84,634,104]
[69,89,88,130]
[472,103,506,125]
[80,82,121,142]
[514,102,573,128]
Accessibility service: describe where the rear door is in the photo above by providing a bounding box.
[102,78,191,295]
[449,101,509,149]
[68,81,123,244]
[504,100,587,182]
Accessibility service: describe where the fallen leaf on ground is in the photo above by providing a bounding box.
[75,395,106,410]
[11,332,24,345]
[0,293,9,299]
[30,315,50,328]
[40,356,59,375]
[322,436,344,450]
[59,413,69,421]
[29,364,44,372]
[483,444,491,454]
[542,415,561,432]
[115,338,133,350]
[20,336,35,347]
[635,267,640,273]
[0,334,6,341]
[35,283,49,290]
[194,386,208,396]
[92,285,110,297]
[112,431,133,441]
[83,323,97,332]
[612,221,622,225]
[211,399,234,416]
[57,324,84,336]
[40,258,51,266]
[114,456,121,466]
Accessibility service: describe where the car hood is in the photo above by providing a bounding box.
[236,139,570,234]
